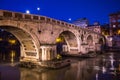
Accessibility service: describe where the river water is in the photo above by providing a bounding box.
[0,52,120,80]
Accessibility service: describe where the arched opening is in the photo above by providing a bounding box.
[0,25,39,63]
[0,29,20,62]
[81,34,84,42]
[99,38,106,51]
[99,38,104,45]
[56,31,77,54]
[87,35,93,45]
[56,35,66,54]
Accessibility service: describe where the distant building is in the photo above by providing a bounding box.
[86,25,101,33]
[72,18,89,28]
[109,11,120,36]
[93,22,100,26]
[105,11,120,48]
[85,22,110,35]
[101,24,110,36]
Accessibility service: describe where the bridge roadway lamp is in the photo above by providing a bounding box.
[37,7,40,15]
[26,10,30,14]
[37,7,40,11]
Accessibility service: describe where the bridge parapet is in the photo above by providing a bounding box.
[0,10,79,29]
[0,10,103,36]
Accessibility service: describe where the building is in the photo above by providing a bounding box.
[109,11,120,36]
[106,11,120,48]
[72,18,89,28]
[86,25,101,33]
[101,24,110,36]
[86,22,110,36]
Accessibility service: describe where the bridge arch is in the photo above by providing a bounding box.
[0,25,40,62]
[99,38,104,45]
[56,30,79,54]
[98,37,106,45]
[86,35,93,45]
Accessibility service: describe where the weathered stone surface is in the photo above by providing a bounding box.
[0,10,105,67]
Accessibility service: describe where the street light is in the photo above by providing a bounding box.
[26,10,30,14]
[37,7,40,15]
[37,7,40,11]
[68,18,72,21]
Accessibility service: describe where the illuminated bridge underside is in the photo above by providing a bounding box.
[60,31,77,47]
[0,26,39,61]
[59,31,78,53]
[0,10,105,63]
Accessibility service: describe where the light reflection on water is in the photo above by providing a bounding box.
[0,51,120,80]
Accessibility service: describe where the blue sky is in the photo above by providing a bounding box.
[0,0,120,24]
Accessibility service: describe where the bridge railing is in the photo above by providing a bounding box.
[0,10,78,28]
[0,10,103,35]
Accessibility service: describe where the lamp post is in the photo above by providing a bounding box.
[37,7,41,33]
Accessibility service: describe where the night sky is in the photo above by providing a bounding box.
[0,0,120,24]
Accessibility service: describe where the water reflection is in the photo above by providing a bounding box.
[19,58,98,80]
[1,51,120,80]
[94,52,120,80]
[0,49,20,63]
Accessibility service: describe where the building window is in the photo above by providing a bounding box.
[118,15,120,18]
[118,24,120,27]
[117,29,120,35]
[118,19,120,22]
[112,19,116,23]
[113,25,116,28]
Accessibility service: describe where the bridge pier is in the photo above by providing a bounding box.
[95,43,102,52]
[40,45,57,61]
[62,45,69,53]
[80,44,89,54]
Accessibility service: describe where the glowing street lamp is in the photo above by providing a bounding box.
[37,7,40,11]
[37,7,40,15]
[26,10,30,14]
[118,29,120,35]
[68,18,72,21]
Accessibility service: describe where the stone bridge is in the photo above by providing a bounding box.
[0,10,105,63]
